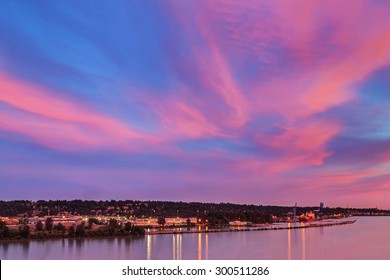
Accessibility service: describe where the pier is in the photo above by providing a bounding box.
[145,219,356,235]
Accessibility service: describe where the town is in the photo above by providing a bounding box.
[0,200,389,240]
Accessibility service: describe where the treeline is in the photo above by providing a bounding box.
[0,200,389,219]
[0,200,291,218]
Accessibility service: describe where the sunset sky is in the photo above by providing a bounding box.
[1,0,390,208]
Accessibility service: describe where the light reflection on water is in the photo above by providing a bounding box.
[287,226,291,260]
[146,235,151,260]
[1,217,390,260]
[197,233,201,260]
[172,234,182,260]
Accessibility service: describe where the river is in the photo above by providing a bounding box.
[1,216,389,260]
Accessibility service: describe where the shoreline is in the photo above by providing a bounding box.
[0,219,356,242]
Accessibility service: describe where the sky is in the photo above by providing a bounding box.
[1,0,390,209]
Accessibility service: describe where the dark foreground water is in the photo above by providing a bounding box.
[1,217,389,260]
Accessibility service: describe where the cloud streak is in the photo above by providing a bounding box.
[0,72,150,151]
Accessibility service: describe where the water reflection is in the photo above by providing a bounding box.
[172,235,182,260]
[287,225,291,260]
[205,234,209,260]
[124,237,132,247]
[301,226,306,260]
[1,242,9,259]
[195,232,209,260]
[22,241,29,259]
[75,239,84,256]
[146,235,152,260]
[1,217,390,260]
[197,233,202,260]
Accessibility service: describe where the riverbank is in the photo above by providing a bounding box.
[0,222,145,241]
[0,218,356,241]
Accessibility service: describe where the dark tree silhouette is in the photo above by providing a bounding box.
[0,220,10,239]
[108,218,119,229]
[54,222,66,234]
[68,225,75,237]
[36,221,43,231]
[19,225,30,238]
[45,217,53,232]
[130,226,145,236]
[124,222,132,232]
[75,222,85,237]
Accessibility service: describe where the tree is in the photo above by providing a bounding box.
[108,218,119,229]
[54,222,66,234]
[75,222,85,237]
[186,218,191,228]
[19,225,30,238]
[45,217,53,232]
[68,226,75,237]
[124,222,132,232]
[107,219,119,236]
[0,220,10,239]
[130,226,145,236]
[157,217,166,227]
[0,221,8,230]
[36,221,43,231]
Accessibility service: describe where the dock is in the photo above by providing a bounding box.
[145,219,356,235]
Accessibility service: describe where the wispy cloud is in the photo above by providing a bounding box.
[0,72,150,151]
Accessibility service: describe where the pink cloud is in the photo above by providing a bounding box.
[169,2,250,128]
[300,31,390,116]
[141,91,222,139]
[0,72,151,151]
[191,0,390,122]
[192,40,249,127]
[258,120,341,167]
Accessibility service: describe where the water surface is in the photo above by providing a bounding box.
[1,217,389,260]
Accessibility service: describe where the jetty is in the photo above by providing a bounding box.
[145,219,356,235]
